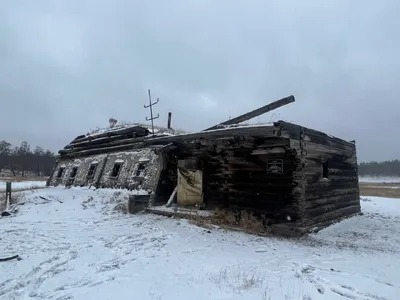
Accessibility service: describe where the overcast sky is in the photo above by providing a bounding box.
[1,0,399,162]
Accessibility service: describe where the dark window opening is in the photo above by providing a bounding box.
[57,167,65,178]
[70,167,78,178]
[322,161,329,178]
[111,163,123,178]
[87,164,97,178]
[136,162,147,177]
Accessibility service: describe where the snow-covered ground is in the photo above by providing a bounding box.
[0,180,47,191]
[359,176,400,183]
[0,187,399,300]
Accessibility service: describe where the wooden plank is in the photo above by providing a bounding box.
[205,95,295,131]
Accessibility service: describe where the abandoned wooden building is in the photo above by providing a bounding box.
[48,95,360,233]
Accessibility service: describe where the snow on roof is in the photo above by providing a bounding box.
[210,122,275,130]
[85,123,148,137]
[84,122,187,138]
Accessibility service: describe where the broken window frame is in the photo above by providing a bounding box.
[111,162,123,178]
[87,163,98,178]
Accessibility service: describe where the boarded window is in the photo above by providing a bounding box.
[70,167,78,178]
[111,163,123,178]
[322,161,329,178]
[178,158,198,170]
[87,164,97,178]
[57,167,65,178]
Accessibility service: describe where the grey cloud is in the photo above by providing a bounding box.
[1,0,399,161]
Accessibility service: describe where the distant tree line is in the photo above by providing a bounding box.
[0,140,56,177]
[358,160,400,177]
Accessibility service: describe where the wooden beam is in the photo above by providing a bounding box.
[145,125,278,146]
[205,95,295,131]
[166,186,177,207]
[72,126,149,144]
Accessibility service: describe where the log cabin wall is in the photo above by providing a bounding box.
[176,135,302,224]
[277,121,360,228]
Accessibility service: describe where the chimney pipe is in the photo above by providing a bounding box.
[167,112,172,129]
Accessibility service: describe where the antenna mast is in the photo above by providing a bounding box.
[144,89,159,136]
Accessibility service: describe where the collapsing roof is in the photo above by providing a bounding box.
[59,95,297,159]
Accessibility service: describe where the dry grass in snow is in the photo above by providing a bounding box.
[359,182,400,198]
[210,264,266,294]
[189,208,270,236]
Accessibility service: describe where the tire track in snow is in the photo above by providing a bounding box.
[0,250,78,299]
[300,264,391,300]
[1,211,172,299]
[51,223,171,297]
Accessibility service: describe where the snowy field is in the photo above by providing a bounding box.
[0,187,399,300]
[0,180,47,191]
[359,176,400,183]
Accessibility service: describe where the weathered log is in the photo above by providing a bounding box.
[59,141,161,158]
[305,181,358,192]
[146,125,278,145]
[303,194,359,210]
[302,205,360,226]
[68,133,139,148]
[205,95,295,131]
[72,126,149,144]
[277,121,355,149]
[65,134,164,152]
[69,127,153,146]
